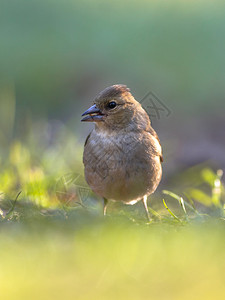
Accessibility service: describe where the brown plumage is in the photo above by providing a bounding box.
[81,84,163,220]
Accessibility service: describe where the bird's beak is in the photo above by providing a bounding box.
[81,104,105,122]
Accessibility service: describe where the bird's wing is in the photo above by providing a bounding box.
[147,126,163,162]
[84,132,92,147]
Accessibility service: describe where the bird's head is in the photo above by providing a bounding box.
[81,84,150,131]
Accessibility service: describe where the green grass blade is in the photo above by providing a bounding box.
[212,169,223,207]
[6,191,22,218]
[163,190,201,216]
[148,207,162,219]
[162,199,181,222]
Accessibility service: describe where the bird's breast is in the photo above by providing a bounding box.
[83,130,162,203]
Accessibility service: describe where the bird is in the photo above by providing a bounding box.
[81,84,163,221]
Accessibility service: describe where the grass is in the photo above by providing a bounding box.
[0,1,225,298]
[0,85,224,298]
[0,212,225,300]
[0,119,224,299]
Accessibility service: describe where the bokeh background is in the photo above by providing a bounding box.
[1,0,225,210]
[1,0,225,171]
[0,1,225,299]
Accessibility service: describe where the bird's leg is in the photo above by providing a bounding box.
[103,198,108,216]
[142,195,151,221]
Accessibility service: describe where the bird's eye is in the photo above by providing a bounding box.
[107,101,117,109]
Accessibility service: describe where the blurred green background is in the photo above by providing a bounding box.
[1,0,225,170]
[0,1,225,299]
